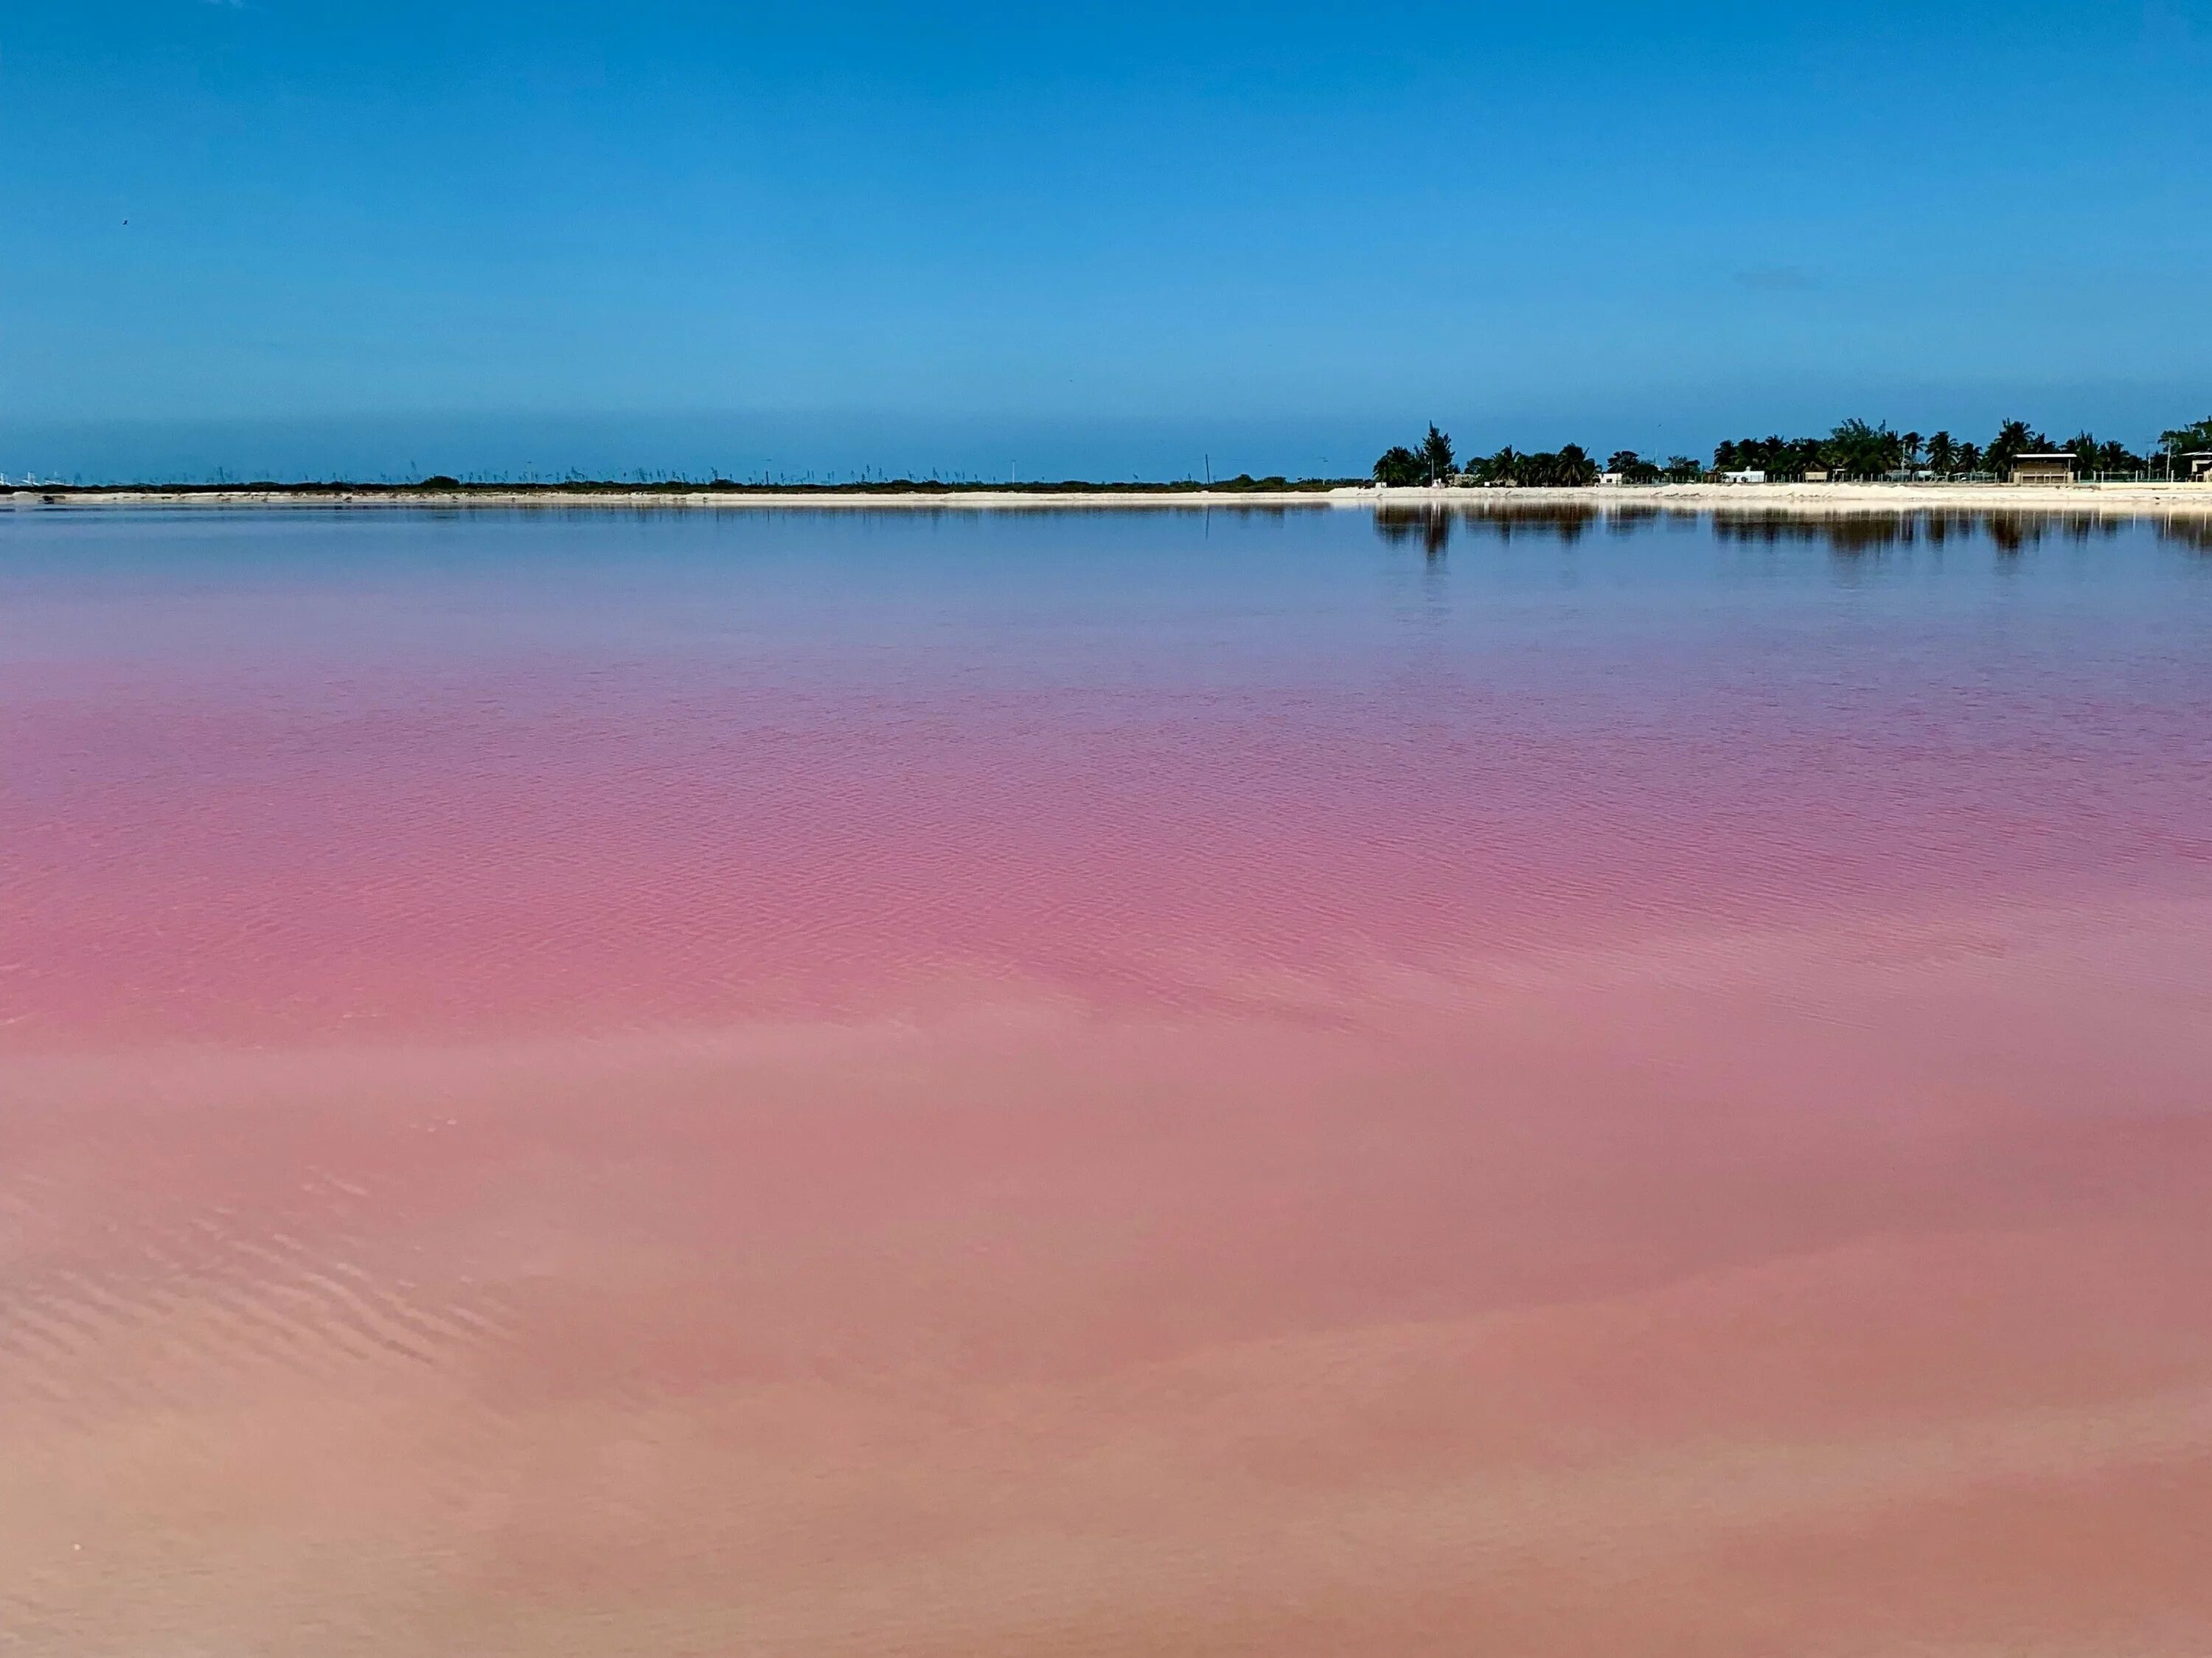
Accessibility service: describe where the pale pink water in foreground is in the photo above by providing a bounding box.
[5,506,2212,1654]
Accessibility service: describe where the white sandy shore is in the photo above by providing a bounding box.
[8,481,2211,515]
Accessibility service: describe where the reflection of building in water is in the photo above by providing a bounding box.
[2009,453,2078,485]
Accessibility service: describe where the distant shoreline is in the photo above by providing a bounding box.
[7,481,2211,515]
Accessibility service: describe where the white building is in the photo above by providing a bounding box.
[2008,453,2077,485]
[1722,469,1767,485]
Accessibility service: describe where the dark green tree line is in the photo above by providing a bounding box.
[1374,412,2210,486]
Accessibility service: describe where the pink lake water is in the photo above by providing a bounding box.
[5,503,2211,1654]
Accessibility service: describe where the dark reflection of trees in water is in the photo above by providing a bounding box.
[1374,504,2212,556]
[1373,506,1455,557]
[1376,503,1607,554]
[1707,509,2132,554]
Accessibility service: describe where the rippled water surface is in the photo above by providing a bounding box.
[6,504,2211,1655]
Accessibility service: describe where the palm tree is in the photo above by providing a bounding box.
[1827,419,1902,478]
[1986,419,2045,480]
[1926,431,1956,476]
[1902,431,1924,473]
[2095,440,2138,476]
[1372,445,1424,487]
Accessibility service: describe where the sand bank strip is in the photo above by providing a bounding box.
[7,481,2211,514]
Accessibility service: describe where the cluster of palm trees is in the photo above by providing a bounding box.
[1374,415,2212,487]
[1711,420,2068,481]
[1713,416,2212,481]
[1371,425,1599,487]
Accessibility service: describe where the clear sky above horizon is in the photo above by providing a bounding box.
[7,0,2210,481]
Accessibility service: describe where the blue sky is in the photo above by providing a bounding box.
[6,1,2209,481]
